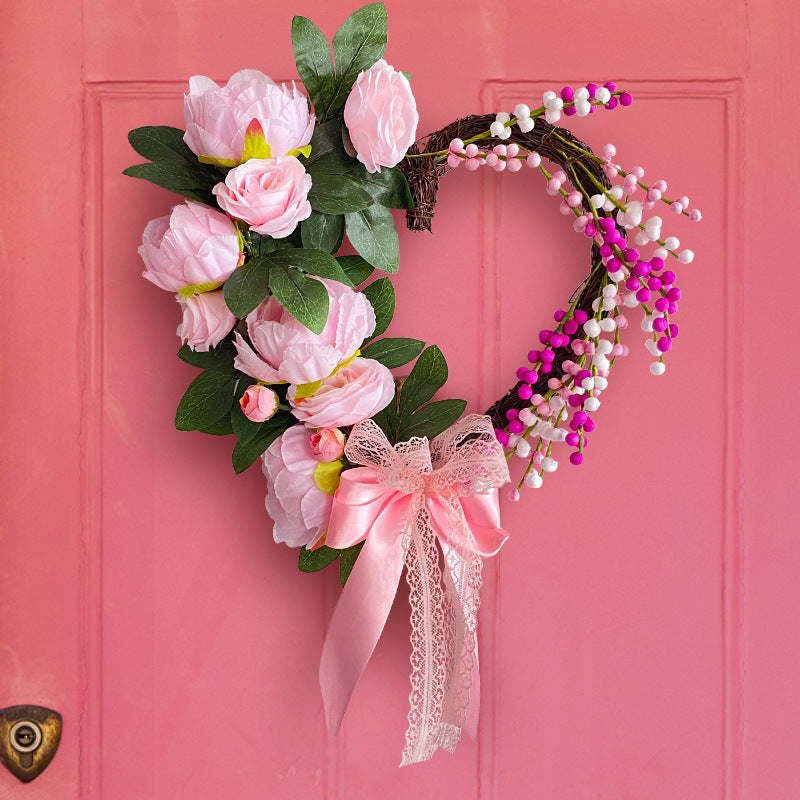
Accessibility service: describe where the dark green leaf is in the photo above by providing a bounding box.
[307,168,373,214]
[177,340,238,374]
[197,416,235,436]
[398,345,448,417]
[360,337,424,368]
[345,203,399,273]
[122,162,216,206]
[305,119,347,165]
[402,399,467,440]
[339,542,364,585]
[299,545,340,572]
[301,211,345,254]
[291,15,336,117]
[128,126,197,165]
[223,256,271,318]
[360,277,395,338]
[327,3,388,117]
[270,248,352,287]
[336,255,374,286]
[362,167,414,210]
[175,370,237,431]
[268,263,329,333]
[370,396,399,443]
[231,415,292,473]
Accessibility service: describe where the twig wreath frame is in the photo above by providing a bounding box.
[125,2,700,765]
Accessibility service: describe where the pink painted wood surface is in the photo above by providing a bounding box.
[2,0,799,798]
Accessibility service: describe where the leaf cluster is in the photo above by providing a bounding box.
[124,3,470,582]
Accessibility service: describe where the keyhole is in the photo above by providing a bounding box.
[14,726,36,749]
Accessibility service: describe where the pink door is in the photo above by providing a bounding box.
[3,0,798,797]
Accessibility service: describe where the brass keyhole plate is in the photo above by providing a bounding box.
[0,706,62,783]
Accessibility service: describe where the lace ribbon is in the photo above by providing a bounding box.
[319,415,510,765]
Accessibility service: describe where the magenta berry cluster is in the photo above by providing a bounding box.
[440,85,701,498]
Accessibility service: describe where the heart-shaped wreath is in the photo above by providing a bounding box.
[125,2,701,766]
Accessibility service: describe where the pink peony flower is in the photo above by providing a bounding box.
[234,278,376,385]
[309,428,346,462]
[288,357,395,428]
[176,289,237,352]
[212,156,312,238]
[183,70,315,165]
[239,384,279,422]
[139,201,241,292]
[343,59,418,173]
[263,425,342,548]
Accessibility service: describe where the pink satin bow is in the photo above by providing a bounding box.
[318,415,510,765]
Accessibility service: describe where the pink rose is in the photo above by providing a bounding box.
[234,278,376,385]
[343,59,418,173]
[309,428,346,462]
[139,201,241,292]
[212,156,312,238]
[263,425,342,548]
[183,70,315,164]
[176,289,237,352]
[239,384,279,422]
[288,357,395,428]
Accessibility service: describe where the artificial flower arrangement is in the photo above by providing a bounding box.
[126,2,700,766]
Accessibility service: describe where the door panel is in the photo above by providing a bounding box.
[2,0,798,798]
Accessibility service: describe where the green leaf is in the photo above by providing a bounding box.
[301,211,345,254]
[175,370,237,432]
[360,277,395,338]
[305,119,347,165]
[223,256,271,319]
[128,126,198,165]
[402,399,467,440]
[231,415,292,473]
[298,545,340,573]
[336,254,374,286]
[177,340,238,374]
[122,162,217,206]
[291,15,336,117]
[327,3,388,117]
[345,203,399,273]
[307,165,373,214]
[270,248,353,288]
[398,345,448,417]
[362,167,414,210]
[268,263,329,333]
[197,416,235,436]
[370,396,399,443]
[339,542,364,585]
[360,337,424,368]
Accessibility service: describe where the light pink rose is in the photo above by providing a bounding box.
[176,289,237,352]
[263,425,341,548]
[343,59,419,173]
[183,70,315,164]
[309,428,346,462]
[288,357,395,428]
[139,201,241,292]
[239,385,279,422]
[234,278,376,385]
[212,156,312,238]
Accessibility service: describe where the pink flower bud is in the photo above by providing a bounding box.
[239,384,279,423]
[344,59,418,173]
[309,428,346,462]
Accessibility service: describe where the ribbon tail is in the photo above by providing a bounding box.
[400,501,451,766]
[319,519,407,735]
[440,541,483,740]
